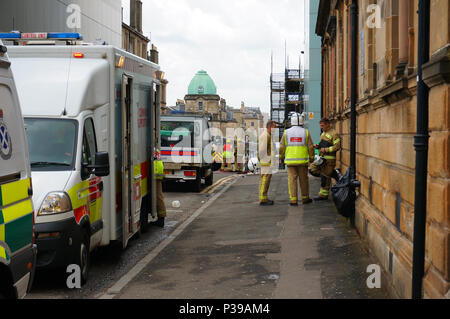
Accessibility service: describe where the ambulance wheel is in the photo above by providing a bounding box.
[140,213,149,233]
[76,230,90,285]
[140,198,150,233]
[205,171,213,186]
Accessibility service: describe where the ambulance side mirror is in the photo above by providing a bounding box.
[86,152,110,177]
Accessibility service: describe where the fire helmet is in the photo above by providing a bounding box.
[290,112,305,126]
[248,157,259,172]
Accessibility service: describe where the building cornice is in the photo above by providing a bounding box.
[122,22,150,42]
[316,0,332,37]
[184,94,221,101]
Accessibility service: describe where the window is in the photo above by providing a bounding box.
[198,101,203,111]
[25,118,78,171]
[161,121,194,148]
[129,36,134,54]
[82,118,97,179]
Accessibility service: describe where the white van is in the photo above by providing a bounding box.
[4,33,161,284]
[0,40,37,298]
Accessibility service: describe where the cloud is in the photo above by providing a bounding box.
[124,0,306,113]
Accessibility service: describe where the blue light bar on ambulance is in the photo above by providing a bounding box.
[48,33,82,40]
[0,33,21,39]
[0,32,82,40]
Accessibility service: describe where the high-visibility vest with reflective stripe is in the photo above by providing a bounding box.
[0,178,34,263]
[154,160,164,180]
[223,143,233,159]
[283,126,310,165]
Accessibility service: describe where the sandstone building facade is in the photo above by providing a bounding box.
[316,0,449,298]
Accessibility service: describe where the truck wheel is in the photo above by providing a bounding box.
[205,171,213,186]
[192,171,201,192]
[76,230,90,285]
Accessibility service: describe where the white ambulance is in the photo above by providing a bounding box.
[3,32,161,284]
[0,40,37,298]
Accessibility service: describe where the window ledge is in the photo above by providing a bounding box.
[379,77,413,105]
[422,44,450,89]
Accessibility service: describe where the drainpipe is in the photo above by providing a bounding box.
[412,0,430,300]
[398,0,409,72]
[348,0,360,225]
[320,47,323,118]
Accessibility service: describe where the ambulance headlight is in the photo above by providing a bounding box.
[38,192,72,215]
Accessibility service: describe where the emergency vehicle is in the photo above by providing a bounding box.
[2,32,162,284]
[160,113,220,192]
[0,40,37,298]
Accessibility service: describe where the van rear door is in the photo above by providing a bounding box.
[0,45,35,298]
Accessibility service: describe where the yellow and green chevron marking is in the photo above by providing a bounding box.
[0,178,33,263]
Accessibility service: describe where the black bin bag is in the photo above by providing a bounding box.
[331,169,356,218]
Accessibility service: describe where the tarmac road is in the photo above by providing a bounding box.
[104,171,391,299]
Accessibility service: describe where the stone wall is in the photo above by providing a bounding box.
[317,0,449,299]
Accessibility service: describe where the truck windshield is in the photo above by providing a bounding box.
[161,121,194,148]
[24,118,78,171]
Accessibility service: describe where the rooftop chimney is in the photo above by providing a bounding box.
[130,0,137,30]
[150,44,159,64]
[130,0,142,32]
[136,0,142,33]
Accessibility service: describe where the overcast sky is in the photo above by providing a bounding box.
[122,0,307,114]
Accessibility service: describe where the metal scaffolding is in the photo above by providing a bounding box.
[270,65,305,138]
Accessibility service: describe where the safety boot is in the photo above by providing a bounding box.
[260,200,274,206]
[151,217,165,228]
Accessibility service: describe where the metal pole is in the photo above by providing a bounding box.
[412,0,430,299]
[348,0,358,226]
[320,47,323,118]
[350,1,357,179]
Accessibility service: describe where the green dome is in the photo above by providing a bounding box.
[188,70,217,95]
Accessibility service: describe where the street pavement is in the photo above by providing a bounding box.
[103,170,392,299]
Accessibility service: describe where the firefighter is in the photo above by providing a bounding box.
[151,149,166,227]
[309,117,341,200]
[258,120,277,205]
[236,138,245,173]
[280,113,314,205]
[222,138,233,172]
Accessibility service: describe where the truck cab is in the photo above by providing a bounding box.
[0,40,37,298]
